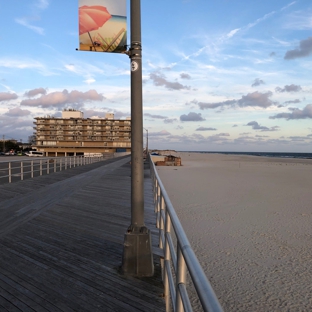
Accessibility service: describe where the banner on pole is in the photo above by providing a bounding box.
[79,0,127,53]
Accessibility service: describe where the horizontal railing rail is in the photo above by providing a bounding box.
[0,154,114,184]
[150,156,223,312]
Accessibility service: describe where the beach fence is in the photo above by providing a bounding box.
[150,156,223,312]
[0,154,114,184]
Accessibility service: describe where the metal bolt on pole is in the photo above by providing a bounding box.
[122,0,154,277]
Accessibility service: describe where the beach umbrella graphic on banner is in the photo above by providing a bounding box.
[79,1,127,53]
[79,5,112,50]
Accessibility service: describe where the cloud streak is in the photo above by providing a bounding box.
[252,78,265,87]
[15,18,45,35]
[198,91,276,110]
[0,92,18,102]
[5,107,31,117]
[180,112,205,122]
[149,72,191,90]
[284,37,312,60]
[144,113,167,119]
[275,84,302,93]
[270,104,312,120]
[246,121,279,132]
[24,88,47,98]
[20,89,104,108]
[196,127,217,131]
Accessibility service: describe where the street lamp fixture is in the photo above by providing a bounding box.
[143,127,148,156]
[121,0,154,277]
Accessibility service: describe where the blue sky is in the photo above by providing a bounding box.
[1,0,312,152]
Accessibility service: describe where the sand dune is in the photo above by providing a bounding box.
[156,152,312,311]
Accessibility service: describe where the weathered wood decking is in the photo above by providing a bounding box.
[0,156,165,311]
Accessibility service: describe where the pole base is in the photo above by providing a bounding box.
[122,227,154,277]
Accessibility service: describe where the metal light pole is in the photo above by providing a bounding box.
[122,0,154,277]
[143,127,148,155]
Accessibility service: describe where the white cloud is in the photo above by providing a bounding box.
[246,11,276,30]
[227,28,240,38]
[84,78,96,84]
[15,18,45,35]
[0,58,44,70]
[281,1,297,11]
[37,0,49,10]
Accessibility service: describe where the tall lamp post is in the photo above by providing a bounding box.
[2,135,5,153]
[122,0,154,277]
[143,127,148,156]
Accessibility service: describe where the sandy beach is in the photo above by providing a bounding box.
[156,152,312,311]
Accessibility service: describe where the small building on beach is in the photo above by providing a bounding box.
[155,155,182,166]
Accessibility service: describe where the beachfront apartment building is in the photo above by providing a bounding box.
[32,109,131,156]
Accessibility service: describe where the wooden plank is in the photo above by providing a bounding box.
[0,274,49,312]
[0,158,165,311]
[0,266,65,312]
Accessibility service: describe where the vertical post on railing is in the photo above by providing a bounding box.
[70,157,72,168]
[31,160,34,178]
[47,159,50,174]
[54,159,56,172]
[154,179,158,212]
[176,243,187,312]
[159,195,165,281]
[21,162,23,181]
[9,162,12,183]
[74,156,76,168]
[40,160,42,176]
[159,196,165,249]
[164,210,172,311]
[65,157,67,170]
[60,158,62,171]
[156,183,161,228]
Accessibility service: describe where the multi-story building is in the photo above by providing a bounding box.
[33,110,131,156]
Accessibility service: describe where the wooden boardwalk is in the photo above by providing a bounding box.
[0,156,165,311]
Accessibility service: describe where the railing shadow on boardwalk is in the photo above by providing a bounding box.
[0,155,166,312]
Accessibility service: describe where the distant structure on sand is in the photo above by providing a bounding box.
[154,155,182,166]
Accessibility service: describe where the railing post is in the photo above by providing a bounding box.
[47,159,50,174]
[159,195,165,286]
[60,158,62,171]
[156,183,161,228]
[54,159,56,172]
[9,162,12,183]
[154,179,158,213]
[31,160,34,178]
[65,157,67,170]
[21,162,23,181]
[70,157,72,168]
[176,243,187,312]
[40,160,42,176]
[164,210,172,311]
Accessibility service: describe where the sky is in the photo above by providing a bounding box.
[1,0,312,152]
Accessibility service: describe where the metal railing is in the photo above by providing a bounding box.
[150,157,223,312]
[0,154,113,184]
